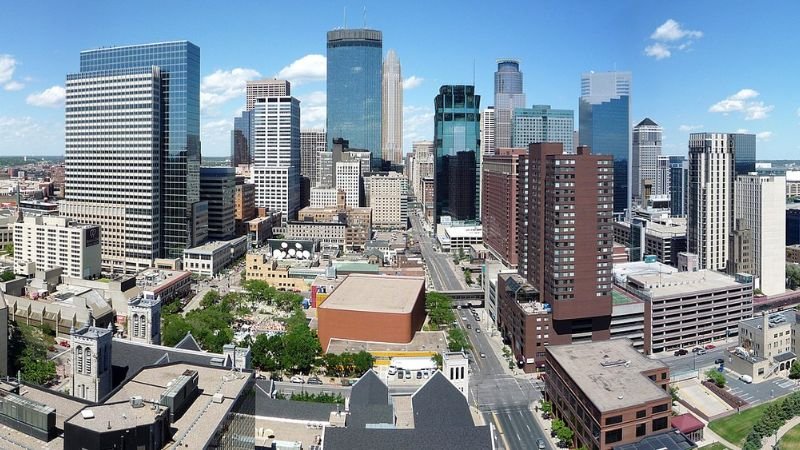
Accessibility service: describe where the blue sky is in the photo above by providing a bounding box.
[0,1,798,159]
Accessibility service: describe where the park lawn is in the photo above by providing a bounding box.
[697,443,729,450]
[708,401,774,445]
[779,423,800,449]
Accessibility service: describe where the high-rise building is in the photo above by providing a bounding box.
[411,141,434,202]
[335,161,362,208]
[63,41,202,267]
[688,132,734,271]
[518,143,614,344]
[655,155,670,197]
[434,85,481,223]
[234,176,255,236]
[381,50,403,166]
[316,151,334,189]
[579,71,632,215]
[301,129,327,183]
[246,79,290,111]
[13,216,101,279]
[200,167,236,240]
[364,171,408,229]
[482,148,526,268]
[327,29,382,167]
[669,156,688,217]
[511,105,574,150]
[251,95,301,226]
[231,110,253,167]
[734,174,786,295]
[731,133,757,176]
[631,118,662,205]
[494,60,525,150]
[480,107,496,157]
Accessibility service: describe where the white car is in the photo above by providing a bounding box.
[290,375,305,384]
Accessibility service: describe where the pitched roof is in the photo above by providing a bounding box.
[671,413,704,434]
[348,369,393,427]
[322,426,493,450]
[174,331,203,351]
[411,371,473,429]
[636,117,659,127]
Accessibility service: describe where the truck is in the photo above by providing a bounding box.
[388,357,437,376]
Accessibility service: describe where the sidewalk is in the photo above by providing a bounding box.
[478,317,536,379]
[529,400,563,450]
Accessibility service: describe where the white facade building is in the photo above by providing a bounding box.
[480,107,496,157]
[13,216,101,279]
[688,133,734,271]
[735,174,786,295]
[335,161,361,208]
[245,79,289,111]
[411,141,434,201]
[381,50,403,165]
[365,172,408,229]
[182,236,248,277]
[310,188,344,209]
[71,326,113,402]
[301,128,327,182]
[631,118,662,204]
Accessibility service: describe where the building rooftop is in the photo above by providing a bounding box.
[319,274,424,314]
[613,261,678,285]
[444,226,483,239]
[547,340,670,413]
[326,331,447,354]
[627,269,750,298]
[66,400,167,433]
[740,311,798,330]
[615,429,695,450]
[183,236,247,255]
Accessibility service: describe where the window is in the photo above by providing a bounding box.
[605,429,622,444]
[636,423,647,437]
[85,347,92,375]
[661,372,667,380]
[653,416,668,431]
[652,403,669,414]
[605,415,622,425]
[76,345,83,374]
[636,410,646,419]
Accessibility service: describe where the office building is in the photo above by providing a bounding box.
[732,133,757,175]
[789,205,800,246]
[246,78,290,110]
[327,28,382,166]
[422,178,435,224]
[310,188,345,209]
[382,49,403,165]
[511,105,574,151]
[728,218,754,279]
[655,155,670,197]
[518,143,614,344]
[364,171,408,229]
[545,340,671,450]
[231,110,253,167]
[669,156,688,217]
[234,176,256,236]
[482,148,526,268]
[480,107,495,157]
[411,141,434,201]
[251,95,301,226]
[434,85,481,223]
[301,128,327,183]
[579,71,632,215]
[287,221,346,247]
[494,59,525,150]
[631,118,662,205]
[295,205,372,250]
[182,236,247,277]
[317,151,334,188]
[336,160,362,208]
[613,217,687,266]
[199,167,235,240]
[731,312,800,383]
[333,138,372,174]
[734,174,786,295]
[687,133,735,271]
[13,216,101,279]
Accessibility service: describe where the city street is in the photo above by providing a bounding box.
[409,211,464,291]
[660,348,727,374]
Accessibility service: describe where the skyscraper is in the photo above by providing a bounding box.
[63,41,201,271]
[411,140,434,202]
[631,118,662,205]
[669,156,688,217]
[482,148,526,268]
[480,107,496,157]
[200,167,236,239]
[494,59,525,150]
[579,71,632,215]
[327,28,382,167]
[511,105,574,150]
[655,155,670,197]
[382,49,403,166]
[688,132,734,271]
[434,85,481,223]
[246,79,290,110]
[301,128,327,183]
[231,110,253,167]
[731,133,757,176]
[251,95,301,226]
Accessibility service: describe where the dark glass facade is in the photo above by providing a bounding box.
[231,110,252,167]
[80,41,201,258]
[669,155,687,217]
[434,85,481,223]
[731,133,756,175]
[326,29,382,168]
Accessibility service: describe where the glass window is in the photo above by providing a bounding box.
[605,429,622,444]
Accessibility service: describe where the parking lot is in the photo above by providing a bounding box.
[724,372,797,405]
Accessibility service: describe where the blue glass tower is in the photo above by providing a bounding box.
[669,155,688,217]
[494,59,525,149]
[80,41,201,258]
[731,133,756,175]
[579,71,632,215]
[231,110,253,167]
[434,85,481,223]
[326,29,382,168]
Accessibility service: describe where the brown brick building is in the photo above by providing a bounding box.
[482,148,526,268]
[234,176,255,236]
[317,275,426,352]
[497,273,550,370]
[545,340,671,450]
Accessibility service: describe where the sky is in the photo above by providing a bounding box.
[0,0,798,159]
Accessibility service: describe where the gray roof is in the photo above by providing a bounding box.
[615,430,695,450]
[174,332,203,351]
[323,426,493,450]
[348,369,394,427]
[635,117,659,127]
[411,372,474,429]
[255,396,341,422]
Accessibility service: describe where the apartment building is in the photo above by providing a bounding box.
[13,216,101,279]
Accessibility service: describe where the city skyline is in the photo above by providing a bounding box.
[0,1,796,160]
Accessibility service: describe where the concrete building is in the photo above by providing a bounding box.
[199,167,235,240]
[422,178,435,224]
[335,160,361,208]
[182,236,247,277]
[246,213,280,248]
[688,133,734,271]
[127,294,161,345]
[730,311,798,383]
[13,216,101,279]
[287,221,346,246]
[480,107,495,158]
[728,218,754,279]
[234,176,256,236]
[301,128,327,184]
[631,118,662,206]
[316,150,334,188]
[511,105,574,151]
[411,141,434,202]
[518,143,614,345]
[613,217,687,266]
[364,171,408,229]
[788,245,800,264]
[655,155,670,197]
[615,261,753,354]
[482,148,526,268]
[71,325,113,402]
[317,274,426,352]
[310,188,345,209]
[439,225,482,254]
[734,174,786,295]
[245,252,312,292]
[295,205,372,250]
[443,351,469,399]
[246,78,290,111]
[382,50,403,166]
[545,340,671,450]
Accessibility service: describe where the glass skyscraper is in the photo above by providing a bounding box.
[79,41,201,259]
[326,29,382,168]
[731,133,756,175]
[231,110,253,167]
[579,71,632,215]
[434,85,481,223]
[512,105,574,150]
[494,60,525,150]
[669,155,688,217]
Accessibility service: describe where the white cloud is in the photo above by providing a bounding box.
[200,68,261,112]
[298,90,326,129]
[200,118,232,157]
[4,80,24,91]
[709,89,773,120]
[276,54,326,86]
[651,19,703,41]
[0,54,24,91]
[402,75,424,90]
[736,128,750,134]
[0,116,64,154]
[644,19,702,60]
[756,131,772,141]
[678,124,703,132]
[403,105,434,147]
[26,85,65,108]
[644,43,671,60]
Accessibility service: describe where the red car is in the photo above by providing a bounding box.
[705,344,716,350]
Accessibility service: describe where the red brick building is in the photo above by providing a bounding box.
[481,148,526,268]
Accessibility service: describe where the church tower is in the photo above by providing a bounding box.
[71,325,112,402]
[128,294,161,345]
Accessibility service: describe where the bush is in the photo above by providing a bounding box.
[706,369,726,388]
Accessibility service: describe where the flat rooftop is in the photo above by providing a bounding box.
[184,236,247,254]
[326,331,447,354]
[741,311,798,330]
[613,261,678,284]
[547,340,669,413]
[627,269,749,298]
[67,400,166,433]
[319,274,424,314]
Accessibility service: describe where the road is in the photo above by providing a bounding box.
[409,211,464,291]
[660,347,726,374]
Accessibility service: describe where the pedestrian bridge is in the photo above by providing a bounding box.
[442,289,485,307]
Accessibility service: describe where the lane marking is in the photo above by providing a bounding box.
[493,411,513,450]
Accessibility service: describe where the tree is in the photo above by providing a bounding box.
[540,400,553,414]
[705,369,726,388]
[556,425,574,446]
[281,308,321,373]
[432,353,443,369]
[788,264,800,290]
[200,290,221,308]
[669,385,680,405]
[243,279,277,305]
[8,322,56,386]
[0,270,14,282]
[2,243,13,255]
[426,292,455,330]
[447,328,471,352]
[352,351,375,375]
[252,334,284,372]
[464,269,472,285]
[791,360,800,380]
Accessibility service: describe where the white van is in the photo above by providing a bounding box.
[388,365,397,375]
[739,375,753,384]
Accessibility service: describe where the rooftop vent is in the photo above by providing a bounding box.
[130,396,144,408]
[600,359,630,368]
[81,409,95,420]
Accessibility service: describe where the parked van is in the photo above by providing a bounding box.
[739,375,753,384]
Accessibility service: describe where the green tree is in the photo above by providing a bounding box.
[251,334,285,372]
[243,279,277,305]
[540,400,553,414]
[2,243,13,255]
[669,385,680,405]
[8,322,57,385]
[447,328,471,352]
[200,290,221,308]
[426,292,455,330]
[281,308,321,373]
[788,264,800,290]
[705,369,726,388]
[432,353,443,369]
[352,351,374,375]
[556,425,574,446]
[286,391,345,404]
[463,269,472,285]
[0,269,14,282]
[791,360,800,380]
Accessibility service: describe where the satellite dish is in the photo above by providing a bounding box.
[288,249,296,257]
[295,243,302,249]
[281,242,288,249]
[272,249,281,258]
[302,250,311,259]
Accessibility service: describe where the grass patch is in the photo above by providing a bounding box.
[780,423,800,449]
[697,443,730,450]
[708,401,773,445]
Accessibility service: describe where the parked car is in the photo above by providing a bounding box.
[416,371,422,380]
[290,375,305,384]
[466,323,472,329]
[480,352,486,359]
[270,373,284,382]
[475,316,481,322]
[715,358,725,365]
[397,370,405,380]
[705,344,717,349]
[739,374,753,384]
[388,365,398,375]
[674,349,689,356]
[691,347,702,353]
[307,376,323,385]
[697,349,707,355]
[537,438,546,449]
[405,371,412,379]
[476,328,481,333]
